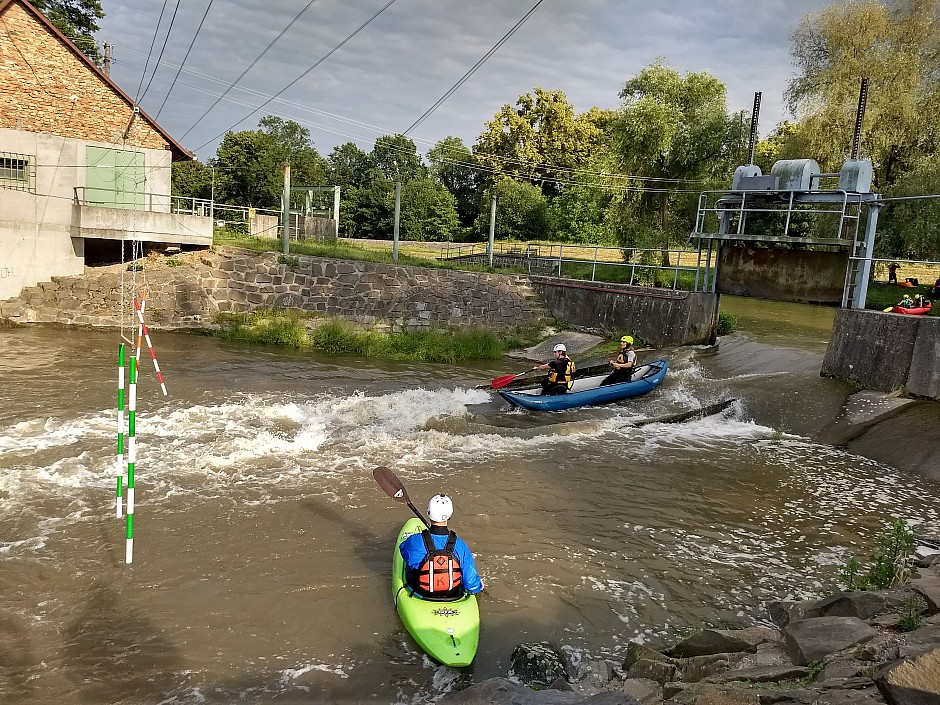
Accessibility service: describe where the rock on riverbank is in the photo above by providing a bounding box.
[441,556,940,705]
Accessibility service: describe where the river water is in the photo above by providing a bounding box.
[1,298,938,705]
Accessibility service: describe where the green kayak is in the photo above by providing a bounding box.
[392,518,480,667]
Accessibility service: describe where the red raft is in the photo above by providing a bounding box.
[891,302,932,315]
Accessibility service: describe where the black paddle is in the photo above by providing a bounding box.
[373,466,429,528]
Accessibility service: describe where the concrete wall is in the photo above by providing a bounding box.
[822,309,940,400]
[0,129,182,299]
[530,278,718,347]
[718,245,848,304]
[0,247,551,332]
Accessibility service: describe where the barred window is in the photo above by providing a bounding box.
[0,152,36,192]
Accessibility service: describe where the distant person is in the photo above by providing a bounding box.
[536,343,576,395]
[601,335,636,386]
[399,494,484,599]
[899,294,914,308]
[888,262,900,284]
[931,276,940,299]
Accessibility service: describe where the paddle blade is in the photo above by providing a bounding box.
[491,374,519,390]
[883,307,893,312]
[373,466,410,504]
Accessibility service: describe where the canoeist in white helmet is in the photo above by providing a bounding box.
[535,343,576,395]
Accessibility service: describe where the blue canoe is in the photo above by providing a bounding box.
[498,359,668,411]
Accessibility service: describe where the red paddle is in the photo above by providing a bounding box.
[491,367,539,390]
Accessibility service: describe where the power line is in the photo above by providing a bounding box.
[134,0,169,101]
[155,0,216,119]
[404,0,545,135]
[138,0,182,104]
[177,0,322,141]
[192,0,399,152]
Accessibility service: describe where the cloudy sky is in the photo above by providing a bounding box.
[97,0,832,162]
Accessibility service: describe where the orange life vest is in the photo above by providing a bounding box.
[416,530,463,598]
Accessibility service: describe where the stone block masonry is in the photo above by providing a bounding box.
[0,247,551,332]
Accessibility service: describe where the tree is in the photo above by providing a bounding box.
[474,88,612,197]
[214,130,279,207]
[346,169,394,238]
[212,117,326,208]
[327,142,375,189]
[475,178,549,242]
[427,137,481,227]
[785,0,940,187]
[258,116,328,187]
[373,134,427,182]
[400,179,459,241]
[878,158,940,259]
[171,160,213,200]
[609,61,743,251]
[28,0,103,63]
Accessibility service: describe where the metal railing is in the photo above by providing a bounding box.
[439,241,715,291]
[73,187,217,218]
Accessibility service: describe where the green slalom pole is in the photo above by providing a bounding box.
[116,344,126,518]
[125,356,137,564]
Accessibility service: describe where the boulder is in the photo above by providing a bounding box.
[666,683,759,704]
[753,684,887,704]
[811,591,891,620]
[767,600,798,628]
[622,642,672,670]
[510,642,568,687]
[784,617,878,665]
[875,646,940,705]
[572,659,617,694]
[618,678,660,705]
[702,664,813,684]
[625,658,676,684]
[820,658,864,681]
[665,628,776,658]
[676,653,745,682]
[437,677,581,705]
[910,574,940,615]
[578,694,640,705]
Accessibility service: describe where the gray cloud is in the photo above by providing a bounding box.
[98,0,831,161]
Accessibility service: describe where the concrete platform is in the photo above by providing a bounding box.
[506,331,607,362]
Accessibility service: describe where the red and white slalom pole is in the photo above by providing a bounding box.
[133,296,167,396]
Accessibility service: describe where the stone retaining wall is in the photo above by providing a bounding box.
[0,247,550,331]
[822,309,940,400]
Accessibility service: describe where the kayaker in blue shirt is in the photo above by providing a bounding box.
[399,494,484,598]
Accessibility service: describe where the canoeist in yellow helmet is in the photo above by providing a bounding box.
[601,335,636,386]
[535,343,576,395]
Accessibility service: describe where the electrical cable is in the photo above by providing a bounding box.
[155,0,216,119]
[138,0,182,104]
[191,0,399,152]
[134,0,169,101]
[177,0,322,141]
[404,0,545,135]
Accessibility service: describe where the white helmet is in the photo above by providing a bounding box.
[427,494,453,523]
[553,343,567,352]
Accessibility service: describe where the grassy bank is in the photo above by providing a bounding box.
[866,281,938,315]
[209,309,544,363]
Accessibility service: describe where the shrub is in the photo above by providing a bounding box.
[839,518,915,591]
[717,311,737,335]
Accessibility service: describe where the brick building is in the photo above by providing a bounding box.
[0,0,211,300]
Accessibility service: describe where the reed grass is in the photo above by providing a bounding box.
[211,310,542,362]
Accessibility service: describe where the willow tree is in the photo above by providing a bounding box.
[474,88,612,197]
[609,61,744,254]
[785,0,940,187]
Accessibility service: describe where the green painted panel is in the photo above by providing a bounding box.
[86,147,144,209]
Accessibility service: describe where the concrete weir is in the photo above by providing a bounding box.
[821,309,940,400]
[529,277,718,347]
